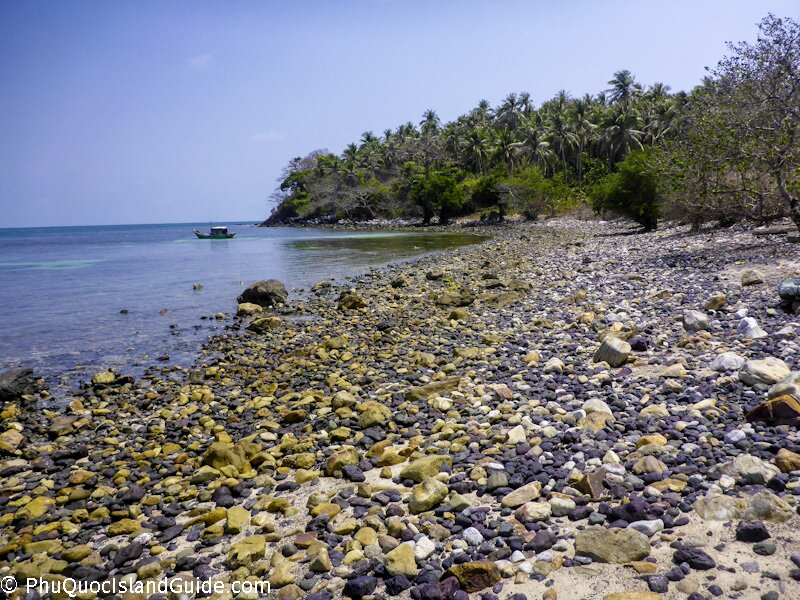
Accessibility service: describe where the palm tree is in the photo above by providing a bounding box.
[607,70,638,105]
[570,95,598,188]
[492,129,523,170]
[463,129,490,174]
[545,98,578,181]
[420,109,440,135]
[495,93,525,131]
[601,103,643,164]
[520,123,554,175]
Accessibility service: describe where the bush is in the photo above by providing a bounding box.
[590,149,660,230]
[408,170,467,225]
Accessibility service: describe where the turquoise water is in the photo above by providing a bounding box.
[0,222,484,391]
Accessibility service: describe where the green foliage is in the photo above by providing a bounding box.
[408,170,467,225]
[264,15,799,231]
[470,172,506,220]
[590,149,660,230]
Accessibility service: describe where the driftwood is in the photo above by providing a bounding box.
[752,224,795,236]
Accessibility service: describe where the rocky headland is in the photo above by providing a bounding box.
[2,219,800,600]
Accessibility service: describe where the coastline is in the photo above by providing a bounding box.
[2,218,799,599]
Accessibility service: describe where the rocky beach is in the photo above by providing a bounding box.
[2,218,800,600]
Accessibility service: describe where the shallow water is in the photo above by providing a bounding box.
[0,223,485,390]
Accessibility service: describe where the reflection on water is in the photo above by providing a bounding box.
[0,223,486,389]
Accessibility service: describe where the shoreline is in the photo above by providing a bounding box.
[2,218,799,600]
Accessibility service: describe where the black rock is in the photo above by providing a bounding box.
[754,541,777,556]
[673,547,716,570]
[735,521,770,543]
[113,542,144,567]
[342,465,366,482]
[648,575,669,593]
[343,576,378,599]
[386,575,412,596]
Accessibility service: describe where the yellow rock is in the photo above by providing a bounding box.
[17,496,55,520]
[636,434,667,447]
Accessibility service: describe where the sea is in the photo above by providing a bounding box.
[0,222,484,393]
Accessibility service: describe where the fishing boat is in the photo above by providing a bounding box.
[193,226,236,239]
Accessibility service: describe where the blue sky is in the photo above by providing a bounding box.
[1,0,796,227]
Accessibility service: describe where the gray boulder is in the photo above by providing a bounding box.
[0,368,36,402]
[683,310,710,332]
[237,280,288,307]
[593,337,631,368]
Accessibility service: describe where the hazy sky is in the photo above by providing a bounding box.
[1,0,796,227]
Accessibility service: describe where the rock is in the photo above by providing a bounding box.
[716,454,779,484]
[446,561,502,593]
[357,401,392,428]
[695,490,794,522]
[0,368,36,401]
[506,424,527,445]
[514,502,552,523]
[237,279,288,307]
[738,317,768,339]
[746,395,800,427]
[768,371,800,399]
[203,442,251,474]
[704,292,727,310]
[575,527,651,563]
[775,448,800,473]
[237,302,263,316]
[409,478,448,513]
[673,547,715,570]
[449,307,469,321]
[710,352,746,372]
[575,468,607,499]
[384,542,418,576]
[338,290,367,310]
[399,455,452,483]
[593,338,631,368]
[739,358,791,387]
[660,363,686,378]
[603,593,663,600]
[343,576,378,599]
[628,519,665,537]
[549,495,577,516]
[778,277,800,302]
[310,547,332,573]
[741,269,765,286]
[463,527,484,546]
[248,316,283,332]
[406,377,461,401]
[228,535,266,568]
[582,398,613,415]
[501,481,542,508]
[414,536,436,561]
[225,506,249,534]
[17,496,55,520]
[91,370,116,385]
[683,310,709,332]
[736,521,770,543]
[543,357,565,373]
[0,430,24,454]
[324,446,360,477]
[434,289,475,307]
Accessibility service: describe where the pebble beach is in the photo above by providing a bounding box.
[1,218,800,600]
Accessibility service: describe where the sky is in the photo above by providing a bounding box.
[1,0,797,228]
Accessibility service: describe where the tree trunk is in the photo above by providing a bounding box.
[776,170,800,233]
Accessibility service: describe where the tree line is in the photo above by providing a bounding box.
[265,15,799,232]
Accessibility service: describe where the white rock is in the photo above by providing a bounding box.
[740,357,791,387]
[683,310,710,332]
[627,519,665,537]
[506,424,526,445]
[738,317,768,339]
[549,496,576,517]
[414,536,436,560]
[510,550,527,563]
[462,527,484,546]
[582,398,612,415]
[710,352,746,372]
[724,429,746,444]
[543,358,565,373]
